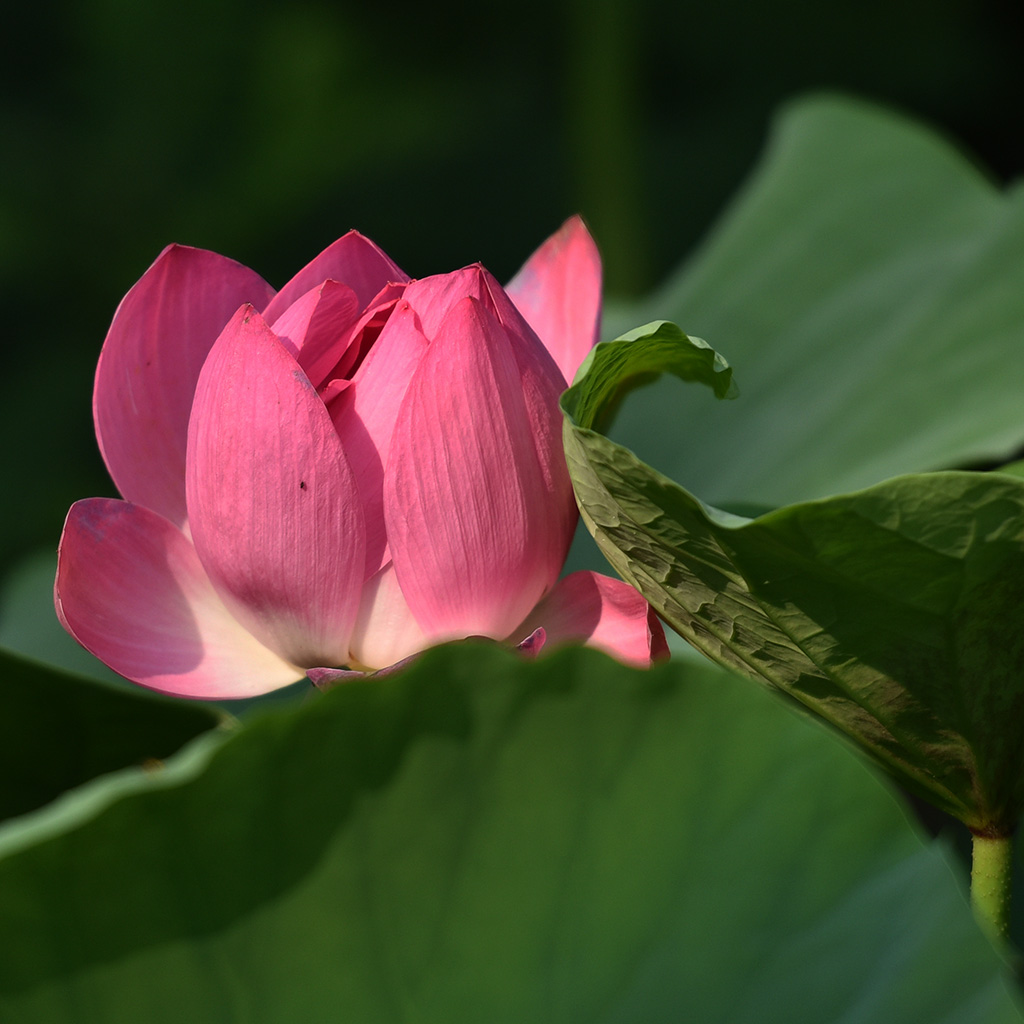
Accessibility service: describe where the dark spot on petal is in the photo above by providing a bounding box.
[299,480,306,490]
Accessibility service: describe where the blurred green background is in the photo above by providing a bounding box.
[2,0,1022,587]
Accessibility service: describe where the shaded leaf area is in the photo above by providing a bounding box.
[996,459,1024,480]
[0,647,223,823]
[564,330,1024,833]
[0,644,1019,1023]
[604,95,1024,509]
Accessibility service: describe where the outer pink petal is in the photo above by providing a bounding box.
[514,571,669,668]
[55,499,301,698]
[400,268,573,510]
[260,231,409,325]
[186,306,366,668]
[506,216,602,385]
[94,245,275,528]
[385,296,577,639]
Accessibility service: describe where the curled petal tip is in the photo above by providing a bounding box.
[515,626,547,658]
[307,666,365,690]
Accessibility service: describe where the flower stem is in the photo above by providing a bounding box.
[971,832,1013,943]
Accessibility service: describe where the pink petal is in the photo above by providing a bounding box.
[347,561,431,671]
[55,499,301,698]
[514,571,669,668]
[330,299,429,577]
[94,245,275,528]
[329,282,407,382]
[385,295,577,640]
[515,626,546,657]
[402,265,541,351]
[308,645,422,690]
[506,216,602,385]
[260,231,409,326]
[307,666,365,689]
[268,280,361,389]
[399,269,572,509]
[186,306,367,668]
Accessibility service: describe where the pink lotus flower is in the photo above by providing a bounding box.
[55,218,668,698]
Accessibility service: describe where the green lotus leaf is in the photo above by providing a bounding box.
[564,325,1024,834]
[0,644,1018,1022]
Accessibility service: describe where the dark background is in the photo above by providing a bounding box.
[2,0,1023,576]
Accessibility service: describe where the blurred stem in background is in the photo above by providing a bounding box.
[566,0,649,297]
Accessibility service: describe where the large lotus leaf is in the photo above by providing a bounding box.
[603,94,1024,510]
[0,646,223,823]
[0,644,1019,1023]
[563,326,1024,834]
